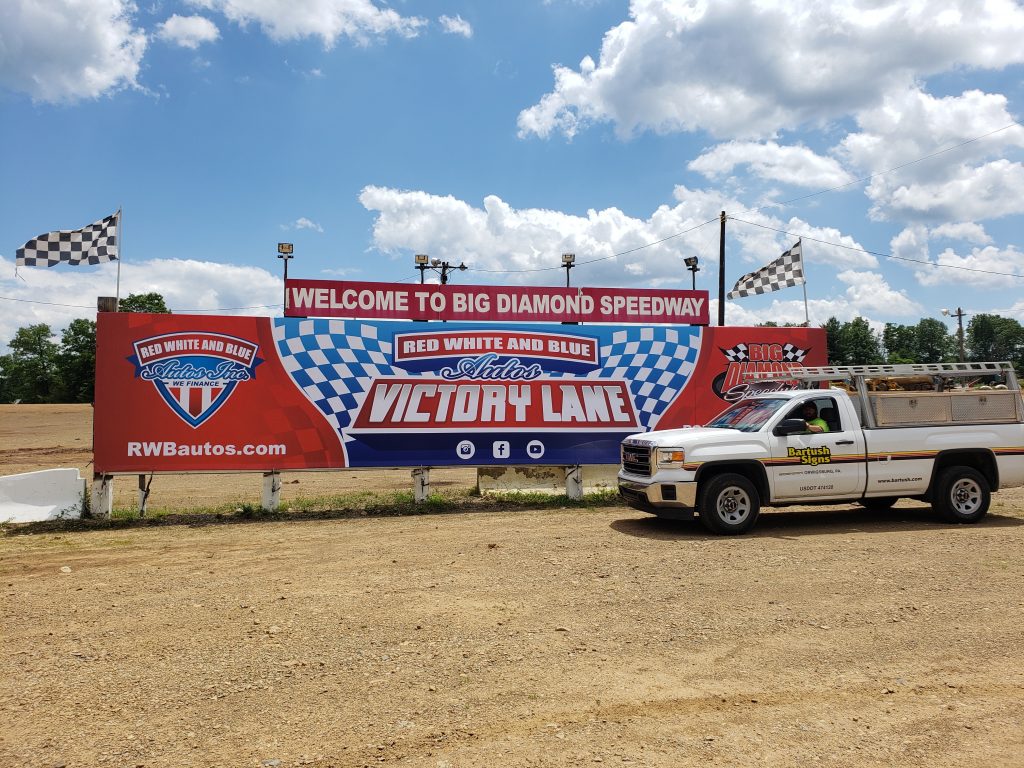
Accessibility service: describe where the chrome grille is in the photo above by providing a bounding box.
[621,444,652,477]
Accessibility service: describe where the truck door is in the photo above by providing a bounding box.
[769,396,866,500]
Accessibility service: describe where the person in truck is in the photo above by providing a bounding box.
[800,401,829,433]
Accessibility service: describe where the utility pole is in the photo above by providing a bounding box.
[718,210,726,326]
[943,307,967,362]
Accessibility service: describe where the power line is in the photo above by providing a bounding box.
[728,216,1024,279]
[467,217,721,274]
[767,121,1022,210]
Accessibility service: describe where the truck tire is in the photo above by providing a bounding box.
[699,473,760,535]
[933,466,990,524]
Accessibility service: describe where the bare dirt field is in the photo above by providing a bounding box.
[2,404,1024,767]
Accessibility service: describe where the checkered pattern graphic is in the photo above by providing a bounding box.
[15,212,119,267]
[781,343,807,363]
[723,343,748,363]
[273,320,703,435]
[727,241,803,299]
[720,342,809,364]
[273,320,395,442]
[581,326,703,431]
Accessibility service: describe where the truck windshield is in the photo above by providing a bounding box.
[706,398,788,432]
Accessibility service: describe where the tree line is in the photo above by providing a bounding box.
[1,300,1022,404]
[0,293,169,404]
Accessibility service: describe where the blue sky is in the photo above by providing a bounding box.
[2,0,1024,349]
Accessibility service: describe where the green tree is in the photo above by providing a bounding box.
[915,318,954,363]
[4,324,59,403]
[882,323,917,364]
[838,317,884,366]
[56,319,97,403]
[822,317,843,365]
[120,292,171,313]
[966,314,1024,369]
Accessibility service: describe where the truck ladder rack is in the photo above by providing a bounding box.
[743,361,1016,384]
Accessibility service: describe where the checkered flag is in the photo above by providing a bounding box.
[781,343,808,363]
[15,211,119,267]
[721,343,749,363]
[728,240,804,299]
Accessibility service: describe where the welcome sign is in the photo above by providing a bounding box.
[94,313,825,473]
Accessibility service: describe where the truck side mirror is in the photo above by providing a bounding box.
[774,418,807,436]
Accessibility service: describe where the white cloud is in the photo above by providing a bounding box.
[358,184,877,295]
[439,14,472,38]
[518,0,1024,140]
[293,217,324,233]
[0,0,147,103]
[928,222,992,245]
[189,0,427,47]
[889,224,1018,289]
[838,88,1024,222]
[0,257,281,351]
[689,141,854,188]
[914,245,1024,289]
[156,14,220,49]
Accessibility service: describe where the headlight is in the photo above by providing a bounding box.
[656,448,686,468]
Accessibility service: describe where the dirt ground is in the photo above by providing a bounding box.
[2,405,1024,767]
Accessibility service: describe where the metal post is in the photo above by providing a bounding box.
[262,471,281,512]
[955,308,966,363]
[565,465,583,500]
[412,467,430,503]
[718,211,726,326]
[91,473,113,518]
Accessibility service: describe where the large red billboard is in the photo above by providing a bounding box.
[93,313,825,473]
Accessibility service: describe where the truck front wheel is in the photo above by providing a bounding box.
[933,466,990,524]
[699,473,760,535]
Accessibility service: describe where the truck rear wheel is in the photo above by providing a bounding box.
[699,473,760,535]
[933,466,990,524]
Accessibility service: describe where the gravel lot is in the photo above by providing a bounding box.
[2,405,1023,767]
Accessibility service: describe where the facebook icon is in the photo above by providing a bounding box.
[492,441,510,459]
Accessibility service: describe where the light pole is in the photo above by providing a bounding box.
[562,253,575,287]
[278,242,293,311]
[942,307,966,362]
[414,255,467,284]
[684,256,700,290]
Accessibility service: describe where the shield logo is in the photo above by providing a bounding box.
[129,332,262,428]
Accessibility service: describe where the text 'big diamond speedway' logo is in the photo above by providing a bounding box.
[129,332,262,428]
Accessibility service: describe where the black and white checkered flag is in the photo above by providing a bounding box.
[722,343,749,363]
[15,211,119,267]
[727,240,804,299]
[781,343,808,363]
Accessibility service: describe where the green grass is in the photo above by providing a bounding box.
[5,486,623,536]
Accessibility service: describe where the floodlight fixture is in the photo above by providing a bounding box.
[684,255,700,289]
[414,254,429,265]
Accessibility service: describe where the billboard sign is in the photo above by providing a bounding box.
[284,280,710,325]
[94,313,825,473]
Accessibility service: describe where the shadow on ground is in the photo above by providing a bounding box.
[610,503,1024,540]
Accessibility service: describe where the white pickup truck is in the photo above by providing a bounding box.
[618,362,1024,534]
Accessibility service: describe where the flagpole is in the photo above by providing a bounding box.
[800,239,809,326]
[115,207,122,311]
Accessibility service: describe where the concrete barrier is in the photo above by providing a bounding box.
[0,468,85,523]
[476,465,619,496]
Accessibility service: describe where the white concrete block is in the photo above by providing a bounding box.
[0,468,86,523]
